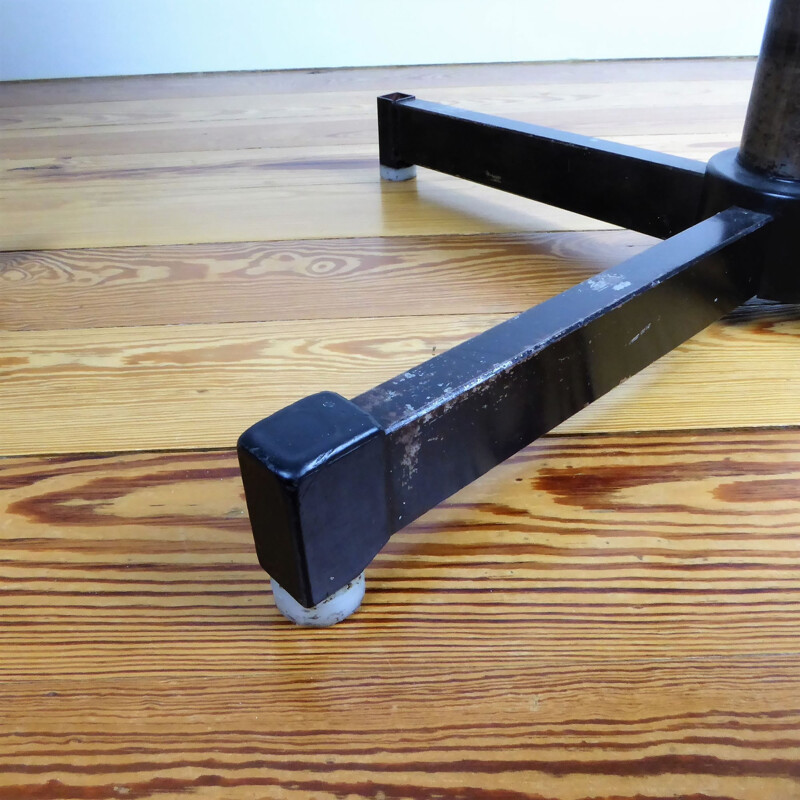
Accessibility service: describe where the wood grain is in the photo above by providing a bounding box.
[1,661,800,800]
[0,132,735,252]
[0,230,654,330]
[0,60,754,251]
[0,82,750,135]
[3,58,800,800]
[1,169,625,252]
[0,134,736,192]
[2,429,800,668]
[0,57,756,108]
[2,301,799,456]
[1,430,800,798]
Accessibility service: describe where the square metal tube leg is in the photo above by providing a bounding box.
[377,93,707,239]
[239,208,771,608]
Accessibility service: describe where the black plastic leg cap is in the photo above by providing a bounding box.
[237,392,390,608]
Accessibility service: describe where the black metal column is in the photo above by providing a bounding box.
[740,0,800,179]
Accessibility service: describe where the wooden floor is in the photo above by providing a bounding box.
[2,58,800,800]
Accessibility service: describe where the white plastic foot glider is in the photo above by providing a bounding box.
[271,572,366,627]
[380,164,417,182]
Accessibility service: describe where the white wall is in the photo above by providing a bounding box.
[0,0,770,82]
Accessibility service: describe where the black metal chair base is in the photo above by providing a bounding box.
[238,0,800,613]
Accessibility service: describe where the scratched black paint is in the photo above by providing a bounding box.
[239,209,771,607]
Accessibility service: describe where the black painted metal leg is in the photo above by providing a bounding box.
[377,93,707,239]
[239,207,771,608]
[701,0,800,302]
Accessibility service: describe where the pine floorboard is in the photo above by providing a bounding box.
[2,58,800,800]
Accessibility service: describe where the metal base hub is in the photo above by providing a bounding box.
[703,148,800,302]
